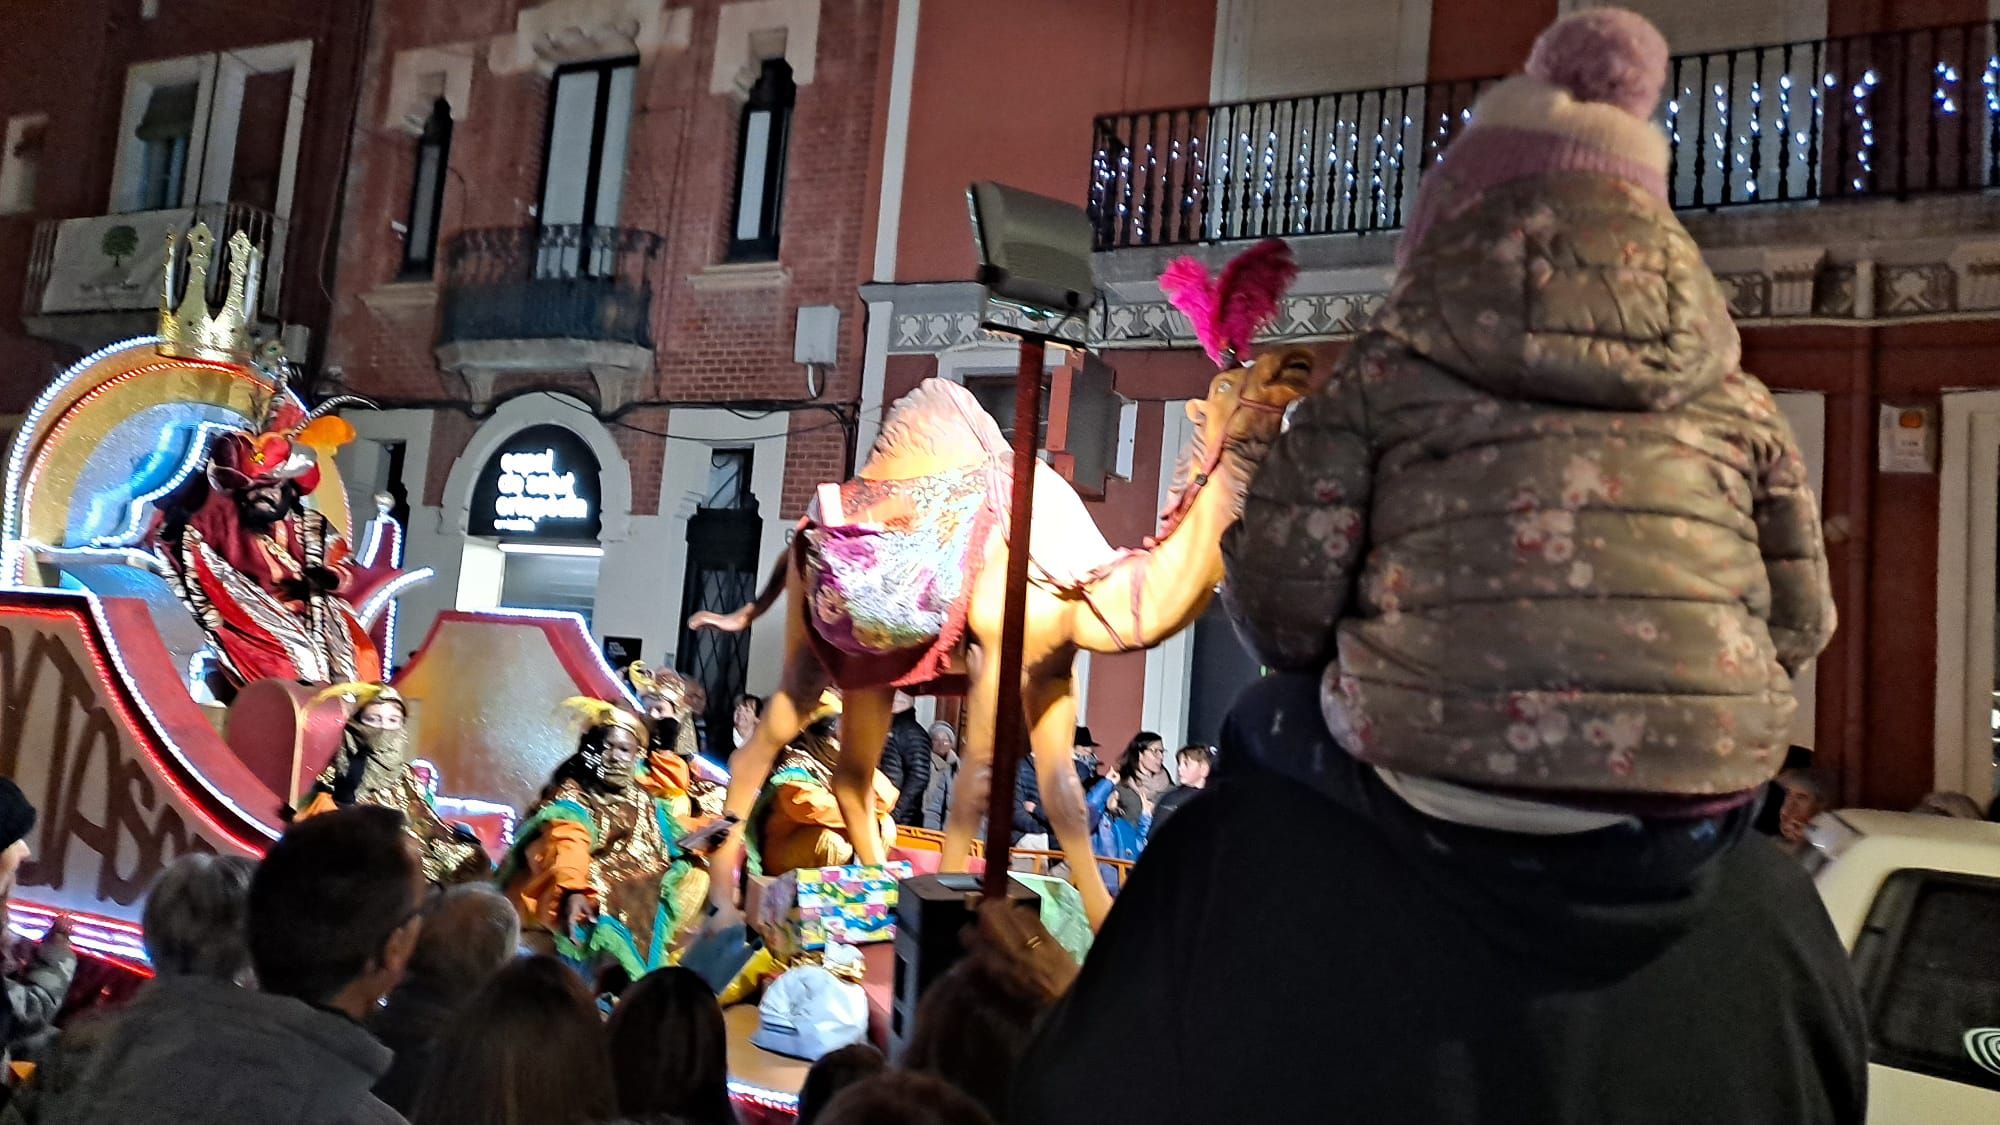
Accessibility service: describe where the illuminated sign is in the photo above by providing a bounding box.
[469,425,602,539]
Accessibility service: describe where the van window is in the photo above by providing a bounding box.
[1854,869,2000,1091]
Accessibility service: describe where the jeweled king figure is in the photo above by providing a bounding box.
[502,699,710,977]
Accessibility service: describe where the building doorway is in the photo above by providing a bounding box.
[676,449,763,742]
[461,423,606,628]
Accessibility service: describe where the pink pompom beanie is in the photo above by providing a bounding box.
[1400,8,1671,264]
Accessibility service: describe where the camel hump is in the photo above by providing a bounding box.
[859,379,1007,480]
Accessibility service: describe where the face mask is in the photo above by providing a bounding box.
[333,724,412,804]
[649,715,683,756]
[352,720,410,764]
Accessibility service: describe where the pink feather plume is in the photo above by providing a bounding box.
[1157,239,1298,366]
[1158,257,1221,364]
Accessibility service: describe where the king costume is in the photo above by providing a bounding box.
[151,400,398,689]
[747,692,899,878]
[294,684,489,884]
[627,661,726,822]
[502,699,711,977]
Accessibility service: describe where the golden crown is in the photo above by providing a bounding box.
[159,223,260,363]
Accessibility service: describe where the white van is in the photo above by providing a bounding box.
[1805,810,2000,1123]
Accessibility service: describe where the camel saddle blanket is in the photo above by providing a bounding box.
[799,463,1001,689]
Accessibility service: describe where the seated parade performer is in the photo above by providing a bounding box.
[293,684,490,883]
[747,690,899,877]
[626,661,725,821]
[151,400,395,689]
[502,699,709,976]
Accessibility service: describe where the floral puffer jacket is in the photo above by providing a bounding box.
[1221,176,1835,799]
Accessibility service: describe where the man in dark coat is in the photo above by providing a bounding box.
[1011,676,1869,1124]
[1011,756,1048,845]
[880,692,933,827]
[1012,726,1104,844]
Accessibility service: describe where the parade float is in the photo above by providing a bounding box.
[0,225,645,966]
[0,199,1308,1119]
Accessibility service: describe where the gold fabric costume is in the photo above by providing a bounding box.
[297,727,487,884]
[503,752,710,977]
[749,725,898,878]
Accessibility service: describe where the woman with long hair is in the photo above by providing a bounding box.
[1102,732,1168,857]
[604,967,734,1125]
[411,955,616,1125]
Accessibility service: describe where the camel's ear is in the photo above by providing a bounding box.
[1185,399,1207,424]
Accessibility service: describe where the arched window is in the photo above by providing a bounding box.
[401,98,452,278]
[728,58,794,262]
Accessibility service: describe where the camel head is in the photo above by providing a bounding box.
[1183,346,1313,465]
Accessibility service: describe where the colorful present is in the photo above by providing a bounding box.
[756,862,913,961]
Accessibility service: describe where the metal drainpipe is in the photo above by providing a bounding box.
[1840,322,1878,809]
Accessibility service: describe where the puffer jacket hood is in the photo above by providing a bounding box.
[45,975,402,1125]
[1382,175,1740,413]
[1222,171,1835,801]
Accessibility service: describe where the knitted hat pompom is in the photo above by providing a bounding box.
[1525,8,1669,120]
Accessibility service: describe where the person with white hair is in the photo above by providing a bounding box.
[922,722,959,831]
[13,853,253,1115]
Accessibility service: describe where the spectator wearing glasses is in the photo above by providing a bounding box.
[45,806,424,1125]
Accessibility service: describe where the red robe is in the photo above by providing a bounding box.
[152,496,386,686]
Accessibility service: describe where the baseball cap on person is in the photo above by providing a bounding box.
[1073,727,1099,749]
[0,778,35,852]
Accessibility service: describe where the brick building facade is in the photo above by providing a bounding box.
[0,0,370,417]
[7,0,1999,810]
[322,0,884,718]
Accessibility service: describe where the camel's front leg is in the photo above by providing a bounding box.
[832,687,894,866]
[1024,670,1113,929]
[941,647,999,871]
[706,573,827,915]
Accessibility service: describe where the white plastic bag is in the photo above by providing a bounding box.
[751,959,869,1061]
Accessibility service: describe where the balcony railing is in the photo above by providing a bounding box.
[438,224,663,349]
[1090,19,2000,249]
[23,201,285,319]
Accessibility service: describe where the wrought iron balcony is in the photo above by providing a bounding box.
[21,201,285,349]
[433,224,664,412]
[437,223,663,349]
[1090,19,2000,250]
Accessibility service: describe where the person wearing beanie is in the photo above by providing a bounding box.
[0,778,75,1084]
[1015,11,1865,1124]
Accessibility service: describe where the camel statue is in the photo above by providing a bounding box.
[692,240,1307,928]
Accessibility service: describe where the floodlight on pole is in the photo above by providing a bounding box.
[965,182,1098,904]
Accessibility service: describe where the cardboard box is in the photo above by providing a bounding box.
[758,862,913,961]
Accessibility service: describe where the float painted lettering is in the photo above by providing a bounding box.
[0,622,209,909]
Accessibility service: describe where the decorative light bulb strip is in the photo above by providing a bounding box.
[7,900,153,970]
[1092,39,1990,244]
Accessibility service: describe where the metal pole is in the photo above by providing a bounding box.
[980,334,1045,902]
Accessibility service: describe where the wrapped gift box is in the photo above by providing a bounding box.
[757,862,913,961]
